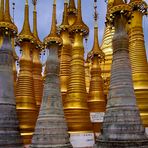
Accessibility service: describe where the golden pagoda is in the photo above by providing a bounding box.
[32,0,43,112]
[87,0,106,139]
[16,0,37,146]
[100,0,114,98]
[128,0,148,129]
[59,0,72,102]
[65,0,95,147]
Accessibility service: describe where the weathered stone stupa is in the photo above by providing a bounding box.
[0,0,22,147]
[31,0,72,147]
[95,0,148,147]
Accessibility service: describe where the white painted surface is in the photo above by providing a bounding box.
[90,112,105,123]
[70,132,95,148]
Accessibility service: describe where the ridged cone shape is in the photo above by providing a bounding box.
[64,0,94,147]
[31,1,72,147]
[95,12,148,148]
[60,1,71,103]
[16,0,37,145]
[128,0,148,128]
[88,19,105,138]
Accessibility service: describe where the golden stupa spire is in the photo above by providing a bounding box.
[92,5,104,58]
[44,0,62,46]
[33,0,40,41]
[67,0,76,26]
[60,0,69,28]
[128,0,148,129]
[4,0,12,23]
[0,0,4,21]
[49,0,57,36]
[19,0,34,40]
[59,0,71,102]
[69,0,89,35]
[16,0,37,145]
[88,0,105,139]
[69,0,76,10]
[65,0,94,147]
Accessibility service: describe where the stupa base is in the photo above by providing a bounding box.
[95,139,148,148]
[31,143,72,148]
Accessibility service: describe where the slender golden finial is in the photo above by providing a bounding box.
[19,0,33,39]
[50,0,57,35]
[4,0,12,23]
[0,0,4,21]
[44,0,62,46]
[92,0,105,59]
[60,0,69,28]
[32,0,39,39]
[68,0,76,10]
[69,0,89,36]
[77,0,82,23]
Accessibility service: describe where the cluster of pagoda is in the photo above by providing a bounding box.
[0,0,148,147]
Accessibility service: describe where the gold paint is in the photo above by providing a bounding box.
[19,1,35,41]
[65,0,93,134]
[88,17,105,138]
[60,1,72,103]
[16,42,37,145]
[16,1,37,145]
[0,0,17,35]
[129,0,148,127]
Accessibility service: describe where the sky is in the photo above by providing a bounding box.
[9,0,148,60]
